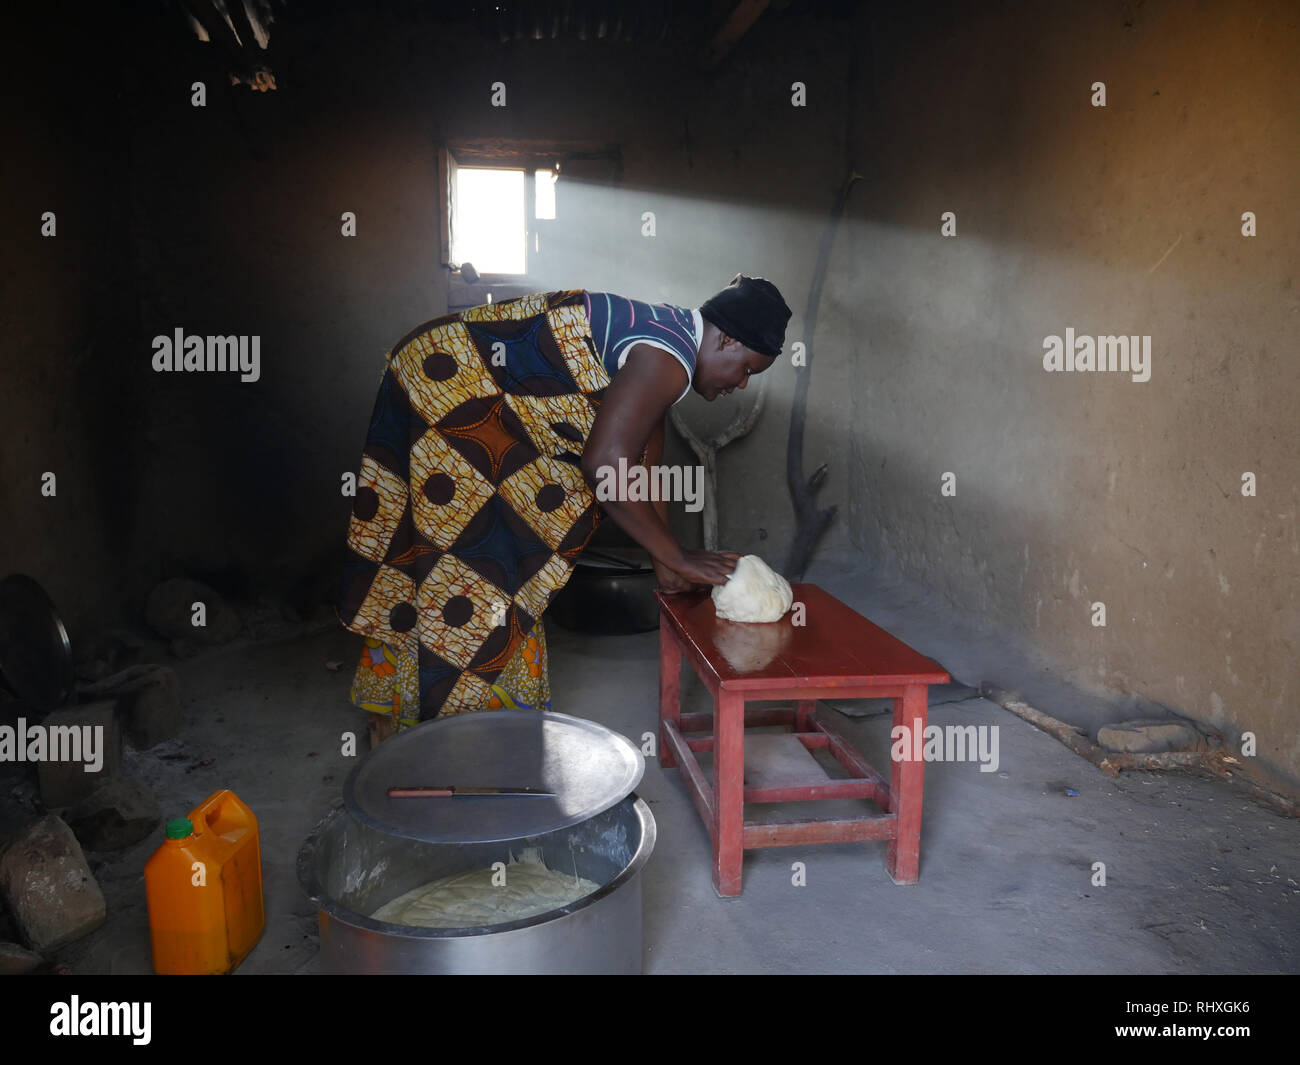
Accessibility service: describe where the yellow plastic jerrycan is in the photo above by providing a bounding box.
[144,789,265,974]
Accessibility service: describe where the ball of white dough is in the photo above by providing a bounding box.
[711,554,793,623]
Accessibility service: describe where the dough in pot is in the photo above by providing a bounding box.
[370,847,599,928]
[711,554,793,623]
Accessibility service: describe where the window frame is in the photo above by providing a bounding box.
[438,139,622,306]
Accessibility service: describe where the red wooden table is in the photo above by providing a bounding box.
[656,584,949,897]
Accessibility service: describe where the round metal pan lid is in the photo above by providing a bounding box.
[344,709,645,844]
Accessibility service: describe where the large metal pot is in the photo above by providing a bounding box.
[549,546,660,635]
[298,794,656,974]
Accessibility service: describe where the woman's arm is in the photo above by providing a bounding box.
[642,415,669,527]
[639,416,694,592]
[580,345,738,586]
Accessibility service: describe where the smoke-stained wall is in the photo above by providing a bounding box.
[0,9,141,639]
[843,0,1299,783]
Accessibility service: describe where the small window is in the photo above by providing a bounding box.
[453,167,527,275]
[439,142,611,305]
[535,168,557,220]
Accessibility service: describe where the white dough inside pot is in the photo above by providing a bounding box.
[370,847,599,928]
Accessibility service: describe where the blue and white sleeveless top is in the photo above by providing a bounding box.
[583,292,703,404]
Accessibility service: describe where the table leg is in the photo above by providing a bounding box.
[712,688,745,897]
[886,683,928,884]
[658,613,682,769]
[795,699,817,732]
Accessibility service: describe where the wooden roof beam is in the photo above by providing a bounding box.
[699,0,771,71]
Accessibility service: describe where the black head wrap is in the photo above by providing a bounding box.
[699,274,792,358]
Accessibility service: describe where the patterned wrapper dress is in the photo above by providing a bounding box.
[338,290,702,729]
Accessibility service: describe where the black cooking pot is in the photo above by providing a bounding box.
[0,574,74,713]
[548,547,660,635]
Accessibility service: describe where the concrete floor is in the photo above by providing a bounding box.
[48,545,1300,974]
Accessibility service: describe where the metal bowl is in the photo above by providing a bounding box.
[298,794,656,974]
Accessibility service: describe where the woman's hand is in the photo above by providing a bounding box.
[664,550,742,588]
[652,559,695,593]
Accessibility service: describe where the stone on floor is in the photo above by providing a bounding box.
[66,776,161,852]
[0,814,106,952]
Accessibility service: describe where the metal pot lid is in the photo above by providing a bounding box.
[0,574,74,713]
[344,709,645,844]
[574,546,652,573]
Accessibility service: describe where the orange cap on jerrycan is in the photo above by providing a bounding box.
[144,789,265,974]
